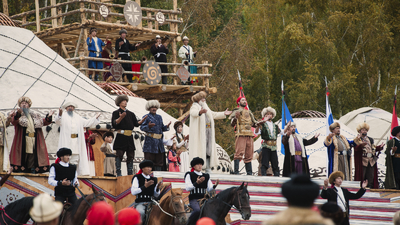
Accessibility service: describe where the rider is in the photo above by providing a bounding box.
[48,147,79,205]
[185,157,219,224]
[131,160,163,223]
[29,193,63,225]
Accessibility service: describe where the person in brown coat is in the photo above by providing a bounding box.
[100,132,116,177]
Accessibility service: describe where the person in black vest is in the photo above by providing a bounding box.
[115,29,141,83]
[185,157,219,224]
[321,171,367,225]
[150,35,169,84]
[48,148,78,204]
[131,160,163,223]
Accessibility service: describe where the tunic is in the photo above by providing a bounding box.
[140,113,169,154]
[86,37,105,69]
[115,38,137,72]
[174,133,189,172]
[111,108,140,153]
[150,44,169,73]
[100,142,116,176]
[168,150,180,172]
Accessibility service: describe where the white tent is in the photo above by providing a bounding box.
[0,26,231,174]
[239,118,359,178]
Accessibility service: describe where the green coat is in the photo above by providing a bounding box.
[385,139,397,189]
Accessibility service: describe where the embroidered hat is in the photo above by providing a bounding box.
[18,96,32,107]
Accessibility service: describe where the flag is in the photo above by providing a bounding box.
[390,86,398,139]
[281,81,297,155]
[325,77,334,176]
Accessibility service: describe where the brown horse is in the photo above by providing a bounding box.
[147,188,187,225]
[60,186,105,225]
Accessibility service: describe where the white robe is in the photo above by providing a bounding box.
[189,102,226,170]
[55,112,99,176]
[178,45,195,70]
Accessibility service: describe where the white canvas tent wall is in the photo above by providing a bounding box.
[239,118,359,178]
[0,26,232,174]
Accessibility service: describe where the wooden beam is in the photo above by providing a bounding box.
[172,87,192,95]
[35,0,40,32]
[61,43,70,58]
[2,0,8,16]
[177,110,190,121]
[160,102,188,108]
[51,0,57,28]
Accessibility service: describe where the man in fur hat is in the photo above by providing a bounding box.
[0,112,11,172]
[254,106,282,176]
[9,96,53,173]
[265,174,333,225]
[321,171,367,225]
[230,97,260,175]
[140,100,171,171]
[384,126,400,189]
[112,95,147,176]
[56,96,100,176]
[282,121,319,177]
[115,29,141,83]
[189,91,232,172]
[353,122,384,188]
[324,122,354,180]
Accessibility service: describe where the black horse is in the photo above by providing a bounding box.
[187,182,251,225]
[0,197,34,225]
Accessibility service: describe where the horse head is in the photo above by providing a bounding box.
[87,186,105,205]
[170,188,187,225]
[234,182,251,220]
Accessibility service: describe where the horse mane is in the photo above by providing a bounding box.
[216,186,237,200]
[67,195,87,218]
[4,197,34,212]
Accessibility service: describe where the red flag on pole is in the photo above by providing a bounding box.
[390,86,398,139]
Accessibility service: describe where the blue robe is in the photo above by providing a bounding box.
[140,113,169,153]
[86,37,105,69]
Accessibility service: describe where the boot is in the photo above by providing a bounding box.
[116,157,122,177]
[273,167,280,177]
[127,161,133,175]
[245,162,253,175]
[261,166,267,176]
[233,159,240,174]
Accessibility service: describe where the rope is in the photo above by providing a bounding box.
[151,199,176,218]
[0,206,31,225]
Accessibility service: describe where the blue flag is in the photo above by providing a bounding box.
[281,101,297,155]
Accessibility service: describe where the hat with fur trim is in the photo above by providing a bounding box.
[190,157,204,167]
[329,122,340,132]
[356,122,370,132]
[115,95,129,107]
[329,171,345,184]
[261,107,276,119]
[57,148,72,158]
[18,96,32,107]
[145,100,160,111]
[191,91,207,102]
[139,160,154,169]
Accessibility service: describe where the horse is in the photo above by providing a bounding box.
[0,196,34,225]
[187,182,251,225]
[60,186,105,225]
[147,188,187,225]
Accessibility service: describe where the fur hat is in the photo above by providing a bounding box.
[90,27,97,33]
[57,148,72,158]
[190,157,204,167]
[119,29,127,35]
[281,174,320,208]
[191,91,207,102]
[29,193,63,223]
[103,131,114,140]
[284,122,296,130]
[62,96,78,109]
[320,202,344,224]
[329,122,340,132]
[174,121,183,131]
[329,171,345,184]
[145,100,160,111]
[117,208,141,225]
[261,107,276,119]
[18,96,32,107]
[115,95,129,106]
[139,160,154,169]
[87,201,115,225]
[182,36,189,41]
[392,126,400,137]
[356,122,370,132]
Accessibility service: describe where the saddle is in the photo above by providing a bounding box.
[59,202,72,225]
[186,189,216,213]
[143,201,155,225]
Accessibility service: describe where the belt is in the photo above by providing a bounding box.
[363,153,373,158]
[116,130,132,136]
[395,154,400,158]
[206,123,211,128]
[295,151,302,156]
[71,134,78,138]
[338,151,348,155]
[190,188,207,195]
[137,195,152,199]
[266,140,277,146]
[146,133,162,139]
[89,50,101,53]
[25,132,35,137]
[154,52,166,58]
[106,154,116,158]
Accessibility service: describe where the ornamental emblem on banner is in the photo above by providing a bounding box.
[176,66,190,83]
[143,61,162,85]
[124,1,142,27]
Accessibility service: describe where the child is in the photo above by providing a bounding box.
[100,132,116,177]
[167,139,180,172]
[173,121,190,172]
[48,148,79,204]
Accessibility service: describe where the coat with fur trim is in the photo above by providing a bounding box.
[263,207,334,225]
[324,135,354,180]
[282,134,318,177]
[353,136,379,189]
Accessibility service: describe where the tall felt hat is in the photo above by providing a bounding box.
[87,201,115,225]
[57,148,72,158]
[115,95,129,106]
[392,126,400,137]
[139,160,154,169]
[174,121,183,131]
[190,157,204,167]
[328,171,345,184]
[29,193,63,223]
[356,122,370,132]
[329,122,340,132]
[281,174,320,207]
[261,107,276,119]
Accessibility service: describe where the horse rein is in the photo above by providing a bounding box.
[218,187,250,214]
[151,195,186,218]
[0,205,30,225]
[75,186,104,207]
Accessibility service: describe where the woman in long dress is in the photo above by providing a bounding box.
[173,121,190,172]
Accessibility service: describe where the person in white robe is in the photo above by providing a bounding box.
[189,91,232,172]
[178,36,197,82]
[55,97,100,176]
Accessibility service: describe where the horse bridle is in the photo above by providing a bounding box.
[76,186,104,207]
[152,195,186,218]
[219,187,250,214]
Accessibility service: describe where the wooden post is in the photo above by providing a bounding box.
[91,0,95,21]
[147,11,152,29]
[35,0,40,32]
[83,28,89,77]
[202,61,209,90]
[178,108,183,116]
[135,0,142,28]
[107,6,112,23]
[22,16,27,26]
[57,6,62,26]
[2,0,8,16]
[51,0,57,28]
[172,0,178,85]
[80,2,86,23]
